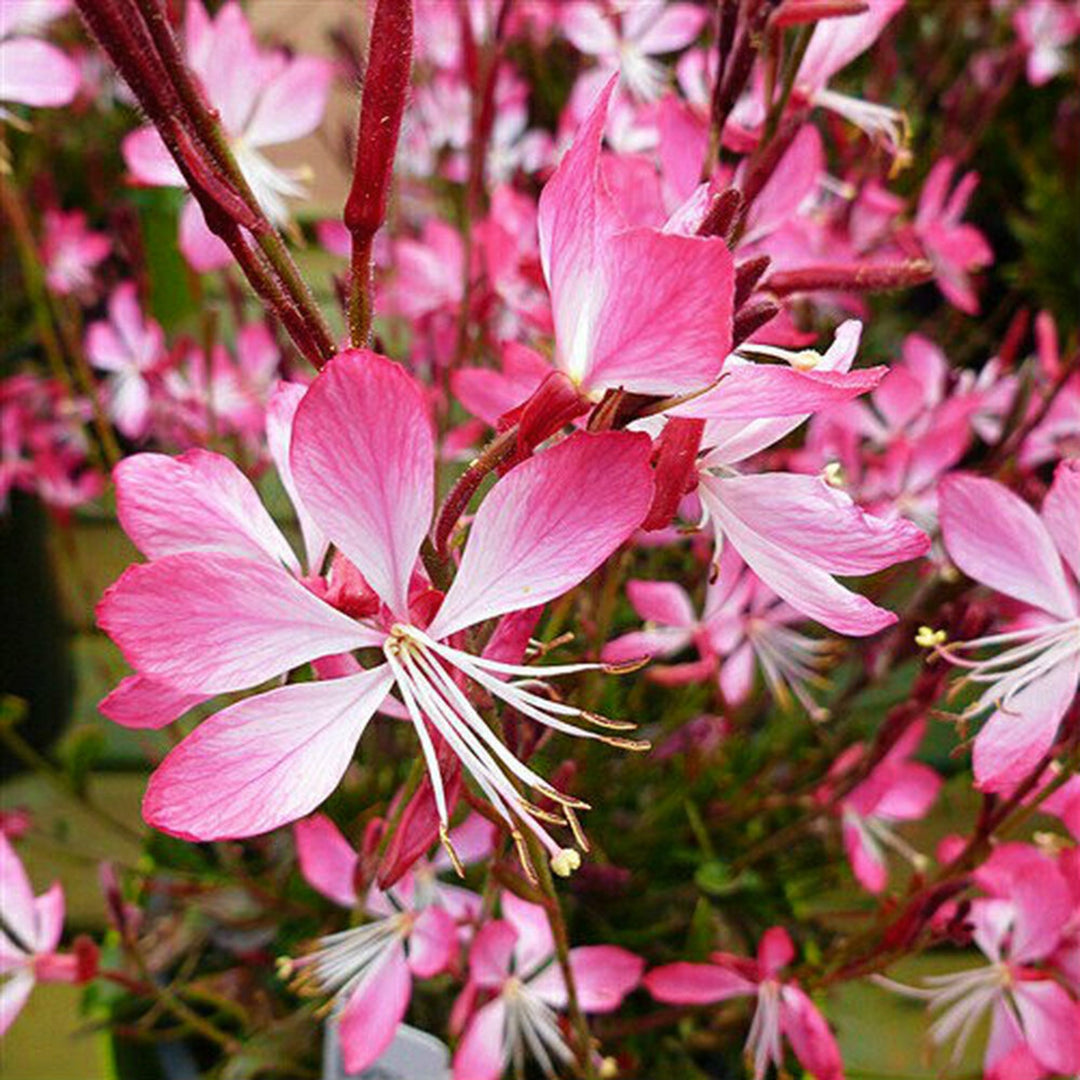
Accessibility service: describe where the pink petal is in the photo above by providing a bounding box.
[974,653,1080,793]
[633,4,708,54]
[32,882,64,954]
[337,940,412,1075]
[843,817,887,893]
[561,3,618,55]
[940,474,1073,619]
[699,473,927,635]
[245,56,331,146]
[1013,980,1080,1075]
[99,674,207,730]
[0,969,34,1037]
[626,579,697,628]
[0,39,79,107]
[602,627,693,665]
[98,553,373,694]
[779,984,844,1080]
[430,431,653,639]
[143,667,393,841]
[115,450,299,572]
[673,363,885,421]
[109,371,151,441]
[1041,459,1080,582]
[645,961,755,1004]
[530,945,643,1013]
[291,351,434,617]
[799,0,905,92]
[873,762,942,821]
[265,383,328,573]
[179,198,233,273]
[501,893,555,980]
[0,835,37,948]
[757,927,795,976]
[584,227,733,395]
[469,920,517,991]
[451,342,550,427]
[293,814,359,908]
[407,906,458,979]
[121,126,185,187]
[452,998,507,1080]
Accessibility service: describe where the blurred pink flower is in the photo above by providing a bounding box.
[0,0,80,110]
[41,209,110,297]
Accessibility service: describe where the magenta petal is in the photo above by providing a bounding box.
[452,998,507,1080]
[115,450,299,571]
[757,927,796,976]
[292,351,434,617]
[407,906,457,979]
[1041,459,1080,582]
[940,474,1073,619]
[626,579,696,628]
[1013,980,1080,1075]
[779,985,844,1080]
[645,961,755,1005]
[142,667,393,841]
[469,921,518,991]
[429,431,653,640]
[98,552,370,694]
[293,814,359,908]
[337,940,412,1075]
[99,675,206,730]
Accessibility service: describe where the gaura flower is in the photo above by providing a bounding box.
[98,351,654,875]
[452,892,642,1080]
[645,926,844,1080]
[931,461,1080,791]
[0,0,80,112]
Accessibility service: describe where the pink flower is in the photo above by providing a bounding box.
[913,158,994,315]
[538,76,734,398]
[562,1,706,101]
[934,462,1080,791]
[98,352,654,874]
[645,927,844,1080]
[41,209,110,297]
[287,813,488,1075]
[686,322,930,636]
[121,0,331,272]
[1013,0,1080,86]
[0,835,93,1036]
[829,719,942,893]
[453,892,642,1080]
[881,845,1080,1077]
[0,0,80,110]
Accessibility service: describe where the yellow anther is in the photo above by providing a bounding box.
[791,349,822,371]
[915,626,947,649]
[550,848,582,878]
[599,1058,619,1078]
[822,461,845,488]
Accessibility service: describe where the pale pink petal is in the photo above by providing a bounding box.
[0,969,34,1037]
[1041,459,1080,583]
[719,642,756,704]
[109,371,151,440]
[179,198,233,273]
[115,450,299,572]
[32,882,64,954]
[779,985,844,1080]
[407,906,457,978]
[799,0,905,92]
[429,432,653,640]
[451,343,550,426]
[143,667,393,841]
[265,383,328,573]
[633,4,707,54]
[673,362,885,420]
[291,351,434,617]
[196,1,263,135]
[337,940,412,1075]
[1013,980,1080,1075]
[561,4,618,55]
[845,816,888,893]
[601,627,693,665]
[0,835,37,948]
[452,998,507,1080]
[699,473,927,635]
[530,946,643,1012]
[121,127,185,188]
[245,57,331,146]
[940,474,1073,619]
[98,553,373,694]
[501,893,555,980]
[974,653,1080,793]
[99,674,207,730]
[644,961,755,1004]
[0,39,79,107]
[626,579,696,628]
[469,921,517,991]
[293,814,359,908]
[873,762,941,821]
[584,227,733,395]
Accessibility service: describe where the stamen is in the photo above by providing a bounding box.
[439,823,465,879]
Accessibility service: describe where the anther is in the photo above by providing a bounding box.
[550,848,581,877]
